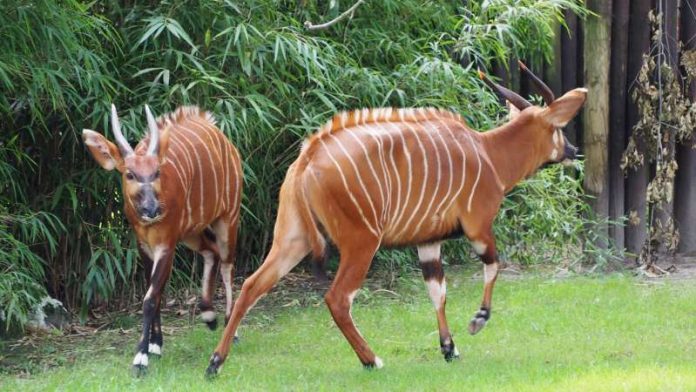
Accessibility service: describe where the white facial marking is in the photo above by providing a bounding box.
[201,310,216,322]
[471,241,487,255]
[417,243,441,261]
[452,346,460,357]
[374,356,384,369]
[148,343,161,355]
[552,129,561,145]
[132,352,149,367]
[425,279,446,310]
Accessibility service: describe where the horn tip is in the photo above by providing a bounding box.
[477,69,486,80]
[518,60,528,70]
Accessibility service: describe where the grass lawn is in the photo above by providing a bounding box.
[2,268,695,391]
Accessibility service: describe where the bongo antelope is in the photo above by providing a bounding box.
[206,63,586,375]
[82,105,242,374]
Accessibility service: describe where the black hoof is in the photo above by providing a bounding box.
[205,366,218,380]
[132,364,148,378]
[468,308,489,335]
[206,353,223,379]
[206,318,218,331]
[441,339,460,362]
[468,317,487,335]
[362,357,383,370]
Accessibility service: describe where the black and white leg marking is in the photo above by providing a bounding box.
[199,250,218,330]
[417,243,459,361]
[133,245,171,375]
[468,238,499,335]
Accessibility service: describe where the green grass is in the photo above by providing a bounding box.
[2,270,696,391]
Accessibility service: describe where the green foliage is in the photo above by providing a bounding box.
[0,0,593,329]
[0,146,65,332]
[495,162,618,267]
[453,0,587,67]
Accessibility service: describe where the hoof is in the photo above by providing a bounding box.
[132,364,148,377]
[206,353,223,379]
[363,356,384,370]
[132,351,149,376]
[233,335,240,345]
[201,310,217,330]
[132,351,149,375]
[468,308,489,335]
[441,340,460,362]
[468,317,487,335]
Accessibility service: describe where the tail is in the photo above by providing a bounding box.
[291,159,326,264]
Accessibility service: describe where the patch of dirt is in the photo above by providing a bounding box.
[650,254,696,280]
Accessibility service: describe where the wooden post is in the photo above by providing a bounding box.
[583,0,612,247]
[608,0,630,250]
[654,0,680,254]
[545,20,563,97]
[675,0,696,254]
[625,0,652,259]
[561,9,581,146]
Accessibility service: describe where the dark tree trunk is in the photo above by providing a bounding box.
[625,0,652,259]
[562,9,580,145]
[608,0,631,250]
[676,0,696,255]
[583,0,613,247]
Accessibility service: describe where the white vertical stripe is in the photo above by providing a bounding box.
[327,134,381,230]
[465,131,483,213]
[171,136,196,230]
[318,138,380,237]
[384,122,412,232]
[380,128,401,232]
[393,122,428,240]
[430,128,455,219]
[412,122,443,234]
[362,126,392,225]
[438,120,468,215]
[346,130,385,226]
[173,128,205,227]
[183,120,221,219]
